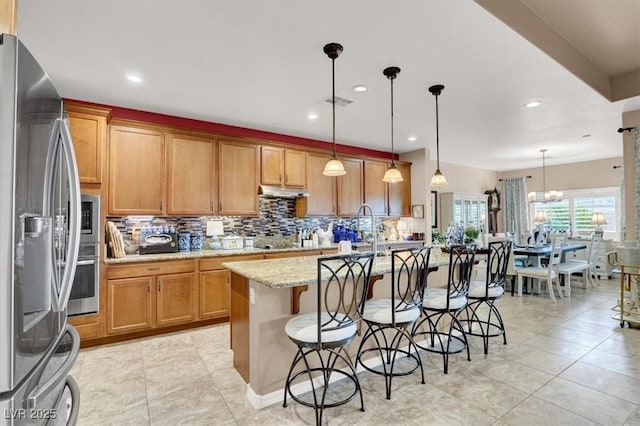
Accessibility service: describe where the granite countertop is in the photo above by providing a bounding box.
[222,250,449,289]
[104,239,426,265]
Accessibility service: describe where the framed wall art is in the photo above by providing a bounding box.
[411,204,424,219]
[430,191,438,228]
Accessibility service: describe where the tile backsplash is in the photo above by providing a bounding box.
[107,197,390,242]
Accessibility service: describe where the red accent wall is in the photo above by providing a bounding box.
[65,98,397,160]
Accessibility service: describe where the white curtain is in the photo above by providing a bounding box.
[503,177,529,244]
[635,129,640,238]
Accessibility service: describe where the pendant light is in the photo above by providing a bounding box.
[527,149,563,203]
[382,66,403,183]
[429,84,448,187]
[322,42,347,177]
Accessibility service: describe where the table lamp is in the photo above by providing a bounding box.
[206,220,224,249]
[590,212,607,237]
[534,211,548,223]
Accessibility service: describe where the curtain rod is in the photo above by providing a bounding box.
[498,175,531,182]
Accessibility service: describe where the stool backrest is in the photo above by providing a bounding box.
[483,240,511,294]
[391,246,432,325]
[446,244,476,299]
[317,252,374,347]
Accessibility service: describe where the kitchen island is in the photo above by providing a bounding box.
[223,250,449,408]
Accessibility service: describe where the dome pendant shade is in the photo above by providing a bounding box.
[383,165,404,183]
[323,158,347,176]
[322,42,347,177]
[383,66,403,183]
[429,84,447,187]
[430,168,448,186]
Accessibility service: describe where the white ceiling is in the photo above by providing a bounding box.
[16,0,640,171]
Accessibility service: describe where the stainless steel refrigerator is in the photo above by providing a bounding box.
[0,34,81,425]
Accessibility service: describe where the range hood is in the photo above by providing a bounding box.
[259,185,309,198]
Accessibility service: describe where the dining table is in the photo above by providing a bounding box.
[513,243,587,266]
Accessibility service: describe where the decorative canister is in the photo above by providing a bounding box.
[178,232,191,252]
[190,231,204,251]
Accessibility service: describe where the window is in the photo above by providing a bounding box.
[530,187,620,240]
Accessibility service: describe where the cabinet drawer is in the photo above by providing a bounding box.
[107,260,195,279]
[199,254,263,271]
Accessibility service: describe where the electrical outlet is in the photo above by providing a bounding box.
[249,287,255,304]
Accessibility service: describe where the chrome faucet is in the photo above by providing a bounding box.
[356,203,377,256]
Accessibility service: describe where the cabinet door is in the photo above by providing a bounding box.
[388,163,411,217]
[166,134,215,215]
[337,159,363,216]
[199,270,230,320]
[284,149,306,188]
[306,152,337,215]
[363,161,388,216]
[218,141,259,215]
[107,277,153,335]
[261,146,283,186]
[66,105,109,184]
[108,126,165,215]
[157,272,196,327]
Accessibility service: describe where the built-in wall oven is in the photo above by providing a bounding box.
[68,194,100,316]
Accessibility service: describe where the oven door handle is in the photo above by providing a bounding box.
[76,259,96,266]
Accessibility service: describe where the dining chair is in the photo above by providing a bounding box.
[558,235,597,298]
[282,252,374,426]
[356,247,431,399]
[411,244,476,374]
[515,236,564,302]
[462,240,511,354]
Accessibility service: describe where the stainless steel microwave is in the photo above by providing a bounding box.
[80,193,100,244]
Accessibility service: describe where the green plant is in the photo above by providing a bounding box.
[464,226,479,243]
[431,229,444,244]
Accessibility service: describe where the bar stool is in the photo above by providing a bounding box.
[355,247,431,399]
[412,244,476,374]
[461,240,510,354]
[282,252,374,426]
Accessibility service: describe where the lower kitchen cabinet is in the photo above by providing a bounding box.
[106,260,196,335]
[199,270,230,320]
[107,276,154,335]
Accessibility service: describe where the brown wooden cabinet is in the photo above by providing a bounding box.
[260,146,306,188]
[166,133,216,215]
[106,260,196,335]
[66,103,110,184]
[108,125,165,215]
[198,255,263,320]
[336,158,363,216]
[107,276,153,335]
[364,160,411,217]
[156,272,197,326]
[388,163,411,216]
[306,152,337,215]
[363,161,388,215]
[218,140,259,215]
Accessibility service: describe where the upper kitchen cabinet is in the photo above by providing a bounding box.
[66,103,111,184]
[218,140,259,215]
[166,133,216,215]
[387,163,411,217]
[108,125,165,215]
[306,152,337,215]
[261,146,307,188]
[336,158,363,216]
[363,160,388,216]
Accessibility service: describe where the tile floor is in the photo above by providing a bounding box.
[71,278,640,425]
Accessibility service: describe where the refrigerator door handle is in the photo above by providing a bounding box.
[43,118,81,312]
[26,324,80,409]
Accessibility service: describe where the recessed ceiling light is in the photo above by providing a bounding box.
[126,75,143,83]
[408,136,417,141]
[353,85,368,92]
[307,113,318,120]
[524,100,543,108]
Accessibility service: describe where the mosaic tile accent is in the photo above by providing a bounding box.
[107,197,393,244]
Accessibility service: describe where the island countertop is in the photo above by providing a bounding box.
[223,250,450,289]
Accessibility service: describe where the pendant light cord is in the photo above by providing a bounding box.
[390,75,395,167]
[435,92,440,170]
[331,56,337,159]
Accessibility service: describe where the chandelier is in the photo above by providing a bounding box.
[527,149,563,203]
